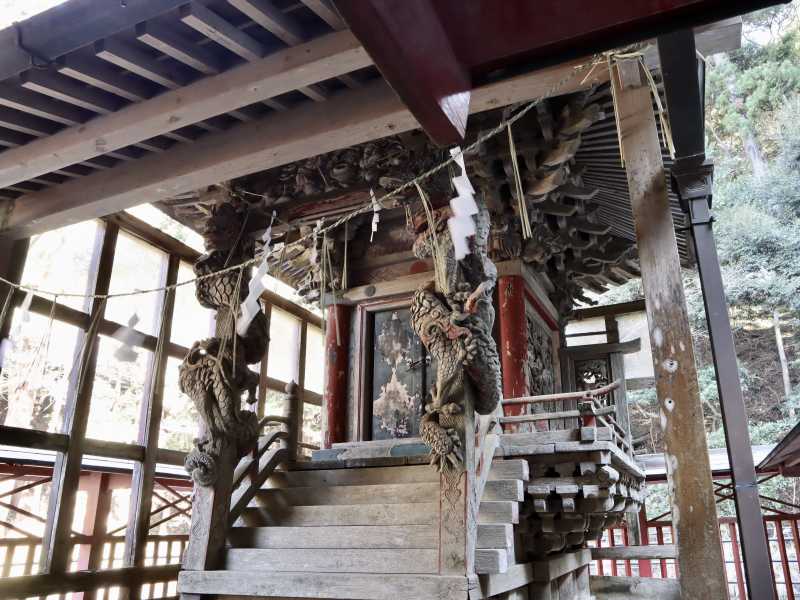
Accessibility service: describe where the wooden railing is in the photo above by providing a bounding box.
[0,534,188,599]
[588,515,800,599]
[181,381,300,574]
[499,380,634,458]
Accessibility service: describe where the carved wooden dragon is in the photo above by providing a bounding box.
[181,207,269,486]
[410,200,502,471]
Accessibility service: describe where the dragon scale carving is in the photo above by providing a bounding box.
[182,205,269,486]
[410,200,502,471]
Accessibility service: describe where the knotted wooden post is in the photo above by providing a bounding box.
[612,57,727,598]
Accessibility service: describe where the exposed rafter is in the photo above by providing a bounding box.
[0,57,608,239]
[0,31,370,191]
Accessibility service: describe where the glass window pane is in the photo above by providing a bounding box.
[266,308,300,383]
[20,220,102,313]
[160,356,199,452]
[105,232,167,337]
[171,262,214,348]
[0,310,82,432]
[564,316,607,346]
[304,326,324,395]
[87,335,154,444]
[302,403,321,449]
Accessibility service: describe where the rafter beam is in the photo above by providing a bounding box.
[135,21,224,75]
[0,0,191,82]
[336,0,471,145]
[0,30,370,191]
[0,56,608,239]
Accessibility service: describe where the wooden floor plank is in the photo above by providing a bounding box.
[180,570,470,600]
[228,525,437,549]
[257,482,438,506]
[241,502,438,526]
[224,548,438,574]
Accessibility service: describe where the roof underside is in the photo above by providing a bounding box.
[0,0,753,286]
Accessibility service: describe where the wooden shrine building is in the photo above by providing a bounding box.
[0,1,788,599]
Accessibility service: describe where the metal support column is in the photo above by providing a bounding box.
[659,28,776,598]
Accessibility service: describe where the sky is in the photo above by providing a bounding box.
[0,0,69,30]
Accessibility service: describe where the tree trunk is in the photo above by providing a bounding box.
[774,309,794,418]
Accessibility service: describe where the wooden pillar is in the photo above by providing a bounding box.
[612,58,727,599]
[323,303,351,448]
[497,275,527,414]
[125,255,178,572]
[438,388,476,577]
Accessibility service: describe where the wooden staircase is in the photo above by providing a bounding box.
[179,459,530,599]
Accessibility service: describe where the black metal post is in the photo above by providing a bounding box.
[659,29,776,598]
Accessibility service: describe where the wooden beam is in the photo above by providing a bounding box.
[0,564,180,598]
[56,54,155,103]
[20,70,123,115]
[0,0,190,82]
[2,56,607,239]
[94,39,187,89]
[336,0,471,145]
[0,30,370,193]
[0,82,90,125]
[180,3,265,62]
[125,255,178,571]
[136,21,224,75]
[612,59,726,599]
[300,0,345,31]
[0,56,608,237]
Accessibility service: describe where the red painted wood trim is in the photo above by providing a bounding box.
[523,288,558,332]
[497,275,528,419]
[323,303,351,448]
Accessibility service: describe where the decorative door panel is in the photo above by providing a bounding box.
[369,308,434,440]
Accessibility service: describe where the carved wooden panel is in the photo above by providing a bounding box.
[369,308,434,440]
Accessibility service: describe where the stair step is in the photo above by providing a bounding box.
[478,501,519,524]
[477,523,514,551]
[256,482,438,506]
[483,479,524,501]
[475,548,509,575]
[225,548,438,574]
[489,459,530,481]
[229,525,436,549]
[179,570,470,600]
[266,464,438,488]
[241,502,438,526]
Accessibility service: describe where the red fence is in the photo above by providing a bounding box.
[589,515,800,599]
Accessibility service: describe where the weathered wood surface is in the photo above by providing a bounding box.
[489,459,530,482]
[478,501,519,524]
[589,575,680,600]
[265,464,438,488]
[613,58,727,599]
[483,479,524,502]
[224,547,438,574]
[241,501,438,527]
[229,447,287,524]
[0,565,179,598]
[180,570,471,600]
[0,31,370,190]
[4,56,607,239]
[474,548,509,575]
[257,481,438,506]
[471,562,534,599]
[591,544,677,560]
[228,524,437,549]
[477,524,514,551]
